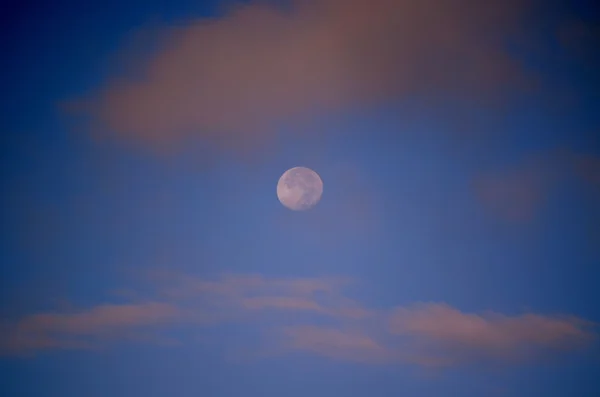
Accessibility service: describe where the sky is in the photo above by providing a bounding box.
[1,0,600,396]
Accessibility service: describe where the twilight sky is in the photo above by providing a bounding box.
[1,0,600,396]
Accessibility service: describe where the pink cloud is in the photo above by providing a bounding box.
[240,295,371,319]
[473,149,600,222]
[149,272,367,320]
[279,325,391,364]
[473,168,549,221]
[265,303,594,367]
[148,271,351,297]
[573,153,600,186]
[66,0,536,152]
[1,274,361,355]
[1,274,595,367]
[17,302,182,334]
[388,303,595,363]
[1,302,183,355]
[242,296,326,312]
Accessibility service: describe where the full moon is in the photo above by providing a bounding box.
[277,167,323,211]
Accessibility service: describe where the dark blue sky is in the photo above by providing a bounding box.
[1,1,600,396]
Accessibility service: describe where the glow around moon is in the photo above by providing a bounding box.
[277,167,323,211]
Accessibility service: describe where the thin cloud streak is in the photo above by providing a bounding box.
[279,325,392,364]
[148,271,354,302]
[0,302,184,355]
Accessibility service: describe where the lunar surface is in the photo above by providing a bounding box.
[277,167,323,211]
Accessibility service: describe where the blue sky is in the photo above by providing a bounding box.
[1,0,600,396]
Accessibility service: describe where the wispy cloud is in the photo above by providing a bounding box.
[147,271,353,302]
[1,273,596,365]
[0,273,361,355]
[474,149,600,221]
[277,325,391,364]
[474,167,549,222]
[65,0,537,152]
[574,153,600,187]
[148,272,368,321]
[0,302,184,356]
[388,303,595,365]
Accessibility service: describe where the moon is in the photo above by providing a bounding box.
[277,167,323,211]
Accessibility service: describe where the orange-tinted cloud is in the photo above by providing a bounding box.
[1,273,595,366]
[67,0,537,151]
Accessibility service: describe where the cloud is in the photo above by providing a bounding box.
[66,0,537,152]
[0,273,362,355]
[147,271,353,300]
[557,17,600,72]
[388,303,595,365]
[147,272,369,320]
[267,303,595,367]
[473,167,549,222]
[278,325,391,363]
[242,296,325,311]
[573,153,600,187]
[1,273,595,366]
[473,149,600,221]
[0,302,184,355]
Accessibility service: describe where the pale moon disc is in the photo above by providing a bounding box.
[277,167,324,211]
